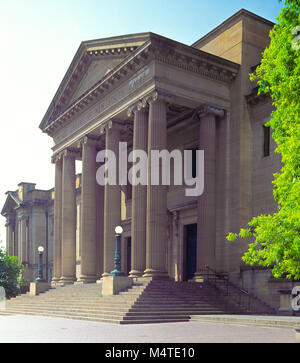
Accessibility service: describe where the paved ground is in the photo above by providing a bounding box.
[0,314,296,343]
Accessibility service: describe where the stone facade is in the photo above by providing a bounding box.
[1,183,54,282]
[3,10,297,310]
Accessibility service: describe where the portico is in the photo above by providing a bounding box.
[40,31,239,286]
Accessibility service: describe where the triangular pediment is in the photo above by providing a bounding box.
[40,33,151,130]
[1,192,21,217]
[69,57,124,105]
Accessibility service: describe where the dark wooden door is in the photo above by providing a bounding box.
[185,224,197,281]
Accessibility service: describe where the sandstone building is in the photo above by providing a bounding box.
[2,9,296,311]
[1,183,54,282]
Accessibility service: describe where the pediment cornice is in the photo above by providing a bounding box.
[41,33,239,137]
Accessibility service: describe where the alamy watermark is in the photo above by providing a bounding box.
[291,286,300,311]
[96,142,204,197]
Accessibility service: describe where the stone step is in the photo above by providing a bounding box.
[4,307,191,324]
[5,302,230,315]
[3,309,122,324]
[125,310,230,316]
[6,301,134,309]
[122,314,189,320]
[5,307,125,320]
[135,290,219,297]
[119,318,189,324]
[5,304,130,314]
[130,306,234,312]
[137,297,219,301]
[5,306,232,314]
[135,299,223,304]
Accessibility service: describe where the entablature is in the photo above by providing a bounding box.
[42,33,239,144]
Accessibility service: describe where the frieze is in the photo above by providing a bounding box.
[129,67,150,90]
[54,66,153,144]
[45,35,238,142]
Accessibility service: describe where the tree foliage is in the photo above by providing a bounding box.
[227,0,300,279]
[0,247,25,298]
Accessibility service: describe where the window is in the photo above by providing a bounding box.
[263,125,270,157]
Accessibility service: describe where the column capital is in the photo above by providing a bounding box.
[51,152,63,164]
[100,120,128,135]
[19,214,28,221]
[127,90,173,118]
[62,148,81,159]
[146,90,174,105]
[77,135,99,149]
[197,105,225,119]
[4,213,15,225]
[127,100,148,118]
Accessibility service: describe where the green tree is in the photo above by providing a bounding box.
[227,0,300,279]
[0,247,26,298]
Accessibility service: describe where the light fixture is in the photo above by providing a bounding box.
[115,226,123,235]
[36,246,45,282]
[110,226,125,276]
[38,246,44,253]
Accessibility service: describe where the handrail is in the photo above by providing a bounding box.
[203,265,276,314]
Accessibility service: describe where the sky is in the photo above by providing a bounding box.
[0,0,283,247]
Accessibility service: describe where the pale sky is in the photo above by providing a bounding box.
[0,0,283,247]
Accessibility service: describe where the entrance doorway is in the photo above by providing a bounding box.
[126,237,131,276]
[183,224,197,281]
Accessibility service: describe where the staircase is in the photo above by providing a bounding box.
[203,266,277,315]
[4,279,249,324]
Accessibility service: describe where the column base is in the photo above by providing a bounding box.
[51,277,60,287]
[75,275,97,284]
[193,271,207,283]
[129,269,144,278]
[59,277,76,285]
[142,269,169,279]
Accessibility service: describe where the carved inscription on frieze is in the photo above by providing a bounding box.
[54,66,153,145]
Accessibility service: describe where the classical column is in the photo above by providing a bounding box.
[77,136,98,283]
[17,219,22,263]
[128,103,148,277]
[194,106,224,279]
[52,154,63,284]
[60,149,77,284]
[143,92,168,278]
[5,216,14,256]
[101,121,122,277]
[20,216,27,264]
[96,176,104,279]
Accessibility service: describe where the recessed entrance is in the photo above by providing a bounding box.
[126,237,131,276]
[183,224,197,281]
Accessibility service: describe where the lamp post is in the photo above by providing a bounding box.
[110,226,125,276]
[36,246,45,282]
